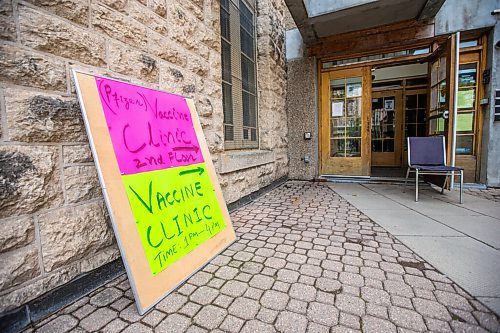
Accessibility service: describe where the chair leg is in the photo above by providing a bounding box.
[441,175,447,194]
[415,169,419,202]
[403,167,410,193]
[459,170,463,204]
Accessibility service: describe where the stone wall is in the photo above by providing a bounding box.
[217,0,289,203]
[0,0,288,314]
[284,12,318,180]
[287,57,318,180]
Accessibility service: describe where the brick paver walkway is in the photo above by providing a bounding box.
[25,182,500,332]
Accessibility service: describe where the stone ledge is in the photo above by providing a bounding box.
[218,150,275,174]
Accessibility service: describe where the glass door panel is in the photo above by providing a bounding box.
[330,77,362,158]
[404,90,427,151]
[320,67,371,176]
[456,62,477,156]
[371,90,402,167]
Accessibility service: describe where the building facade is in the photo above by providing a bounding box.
[286,0,500,186]
[0,0,499,327]
[0,0,288,316]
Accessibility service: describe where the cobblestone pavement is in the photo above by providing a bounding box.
[465,188,500,203]
[25,182,500,332]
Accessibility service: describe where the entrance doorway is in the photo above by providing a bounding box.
[370,63,429,175]
[318,34,486,182]
[371,90,403,167]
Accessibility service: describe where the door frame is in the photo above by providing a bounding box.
[319,66,372,176]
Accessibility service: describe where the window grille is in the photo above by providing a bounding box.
[221,0,258,148]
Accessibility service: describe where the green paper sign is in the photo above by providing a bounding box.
[122,163,226,275]
[458,89,475,109]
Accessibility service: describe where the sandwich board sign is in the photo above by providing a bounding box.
[72,70,236,314]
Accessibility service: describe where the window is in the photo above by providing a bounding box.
[404,91,427,150]
[221,0,258,149]
[330,77,362,157]
[322,47,431,69]
[372,95,396,153]
[459,39,478,48]
[428,56,447,136]
[456,62,478,155]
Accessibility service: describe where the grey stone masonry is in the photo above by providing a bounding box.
[24,182,499,332]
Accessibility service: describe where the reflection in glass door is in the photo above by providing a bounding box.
[404,91,427,148]
[371,90,402,167]
[330,78,362,157]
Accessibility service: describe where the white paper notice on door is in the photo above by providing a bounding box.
[332,101,344,117]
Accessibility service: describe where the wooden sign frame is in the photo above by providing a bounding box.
[72,70,236,314]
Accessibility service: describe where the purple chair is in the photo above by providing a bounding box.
[404,136,463,203]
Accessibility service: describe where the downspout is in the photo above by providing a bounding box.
[451,31,460,188]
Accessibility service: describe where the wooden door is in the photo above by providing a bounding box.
[371,90,403,167]
[455,50,482,183]
[320,67,372,176]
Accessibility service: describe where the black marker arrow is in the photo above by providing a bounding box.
[179,166,204,176]
[173,144,200,153]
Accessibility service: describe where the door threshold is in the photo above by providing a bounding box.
[320,175,412,184]
[320,175,487,188]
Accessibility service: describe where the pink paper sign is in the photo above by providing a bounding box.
[95,77,204,175]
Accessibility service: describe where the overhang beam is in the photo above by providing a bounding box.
[284,0,317,44]
[418,0,446,20]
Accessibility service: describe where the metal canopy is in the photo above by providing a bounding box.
[285,0,446,44]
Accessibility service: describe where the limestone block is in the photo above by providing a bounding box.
[149,0,167,17]
[148,33,188,67]
[200,79,222,99]
[108,42,159,84]
[0,264,79,312]
[67,63,131,95]
[283,5,296,30]
[92,3,147,49]
[168,4,199,51]
[38,201,114,272]
[0,14,16,41]
[100,0,128,12]
[196,96,215,118]
[0,45,67,91]
[64,165,101,204]
[4,89,87,142]
[218,150,275,174]
[128,1,168,36]
[181,0,204,21]
[203,130,224,155]
[0,145,62,219]
[0,216,35,253]
[159,64,195,97]
[0,245,40,291]
[0,1,13,15]
[207,0,220,30]
[208,50,222,82]
[80,245,120,273]
[0,2,15,41]
[19,5,106,66]
[24,0,89,26]
[63,144,93,164]
[188,56,209,79]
